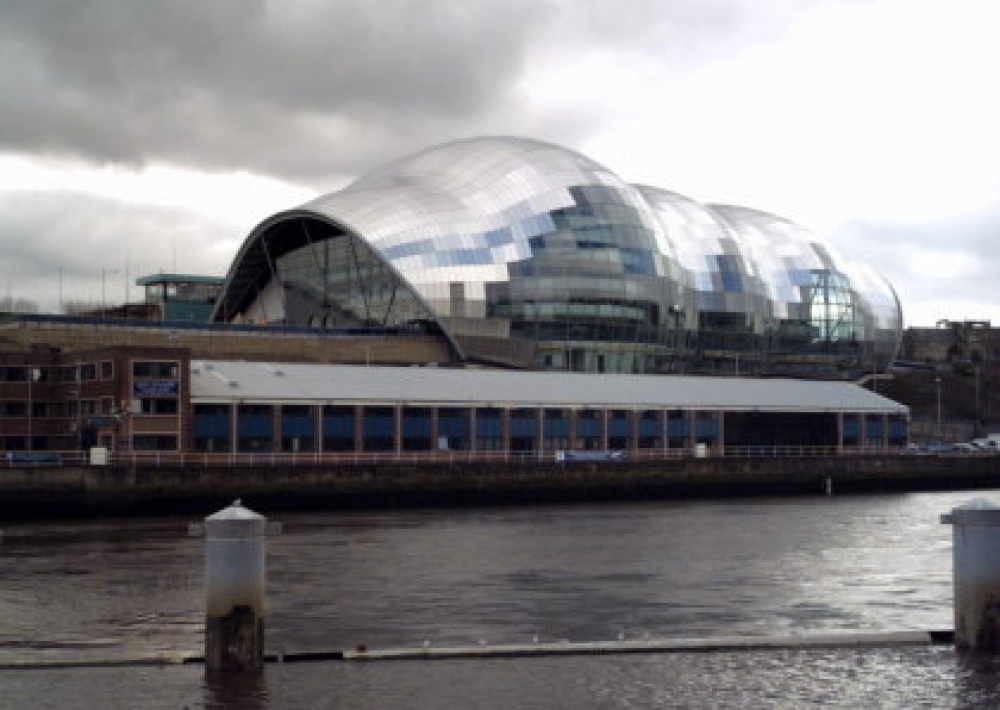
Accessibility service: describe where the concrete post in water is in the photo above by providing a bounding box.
[941,499,1000,651]
[204,499,267,672]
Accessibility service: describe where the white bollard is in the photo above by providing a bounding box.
[941,499,1000,651]
[204,499,267,671]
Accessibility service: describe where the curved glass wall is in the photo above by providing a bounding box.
[214,137,903,377]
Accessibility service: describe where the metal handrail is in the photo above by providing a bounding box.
[1,444,934,469]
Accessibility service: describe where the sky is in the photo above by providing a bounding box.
[0,0,997,327]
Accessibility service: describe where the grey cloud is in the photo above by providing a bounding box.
[0,0,557,178]
[0,0,833,181]
[0,192,238,309]
[831,207,1000,323]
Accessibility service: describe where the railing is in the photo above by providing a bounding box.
[0,444,946,469]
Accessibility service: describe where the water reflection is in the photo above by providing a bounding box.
[203,669,268,710]
[955,652,1000,709]
[2,491,997,707]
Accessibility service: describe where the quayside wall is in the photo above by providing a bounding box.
[2,455,1000,519]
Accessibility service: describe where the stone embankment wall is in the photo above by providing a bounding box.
[2,455,999,519]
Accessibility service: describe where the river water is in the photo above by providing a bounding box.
[2,490,1000,708]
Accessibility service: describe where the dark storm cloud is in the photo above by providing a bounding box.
[0,0,816,181]
[0,0,558,179]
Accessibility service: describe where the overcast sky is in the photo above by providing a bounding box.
[0,0,997,326]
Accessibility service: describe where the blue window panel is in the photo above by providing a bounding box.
[696,419,719,438]
[436,248,493,266]
[843,420,861,437]
[476,418,502,437]
[721,271,743,293]
[608,419,630,437]
[640,419,659,437]
[383,239,434,259]
[484,228,513,247]
[522,212,555,238]
[194,414,229,438]
[667,419,688,437]
[510,416,538,437]
[866,419,884,437]
[577,417,600,437]
[239,416,272,438]
[621,248,655,276]
[544,418,570,437]
[323,415,354,436]
[364,420,394,437]
[403,415,432,437]
[282,415,314,437]
[363,411,396,437]
[439,412,470,437]
[889,419,907,437]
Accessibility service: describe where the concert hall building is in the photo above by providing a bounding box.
[0,137,909,457]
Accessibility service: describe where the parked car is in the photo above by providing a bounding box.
[5,451,62,464]
[907,441,953,454]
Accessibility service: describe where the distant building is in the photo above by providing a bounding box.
[900,320,999,366]
[137,274,224,322]
[0,345,907,456]
[0,137,920,458]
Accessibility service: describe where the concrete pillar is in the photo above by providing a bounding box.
[536,407,545,453]
[393,404,402,454]
[204,499,267,672]
[941,499,1000,651]
[468,408,478,452]
[315,404,323,454]
[271,406,281,453]
[353,405,363,453]
[229,404,238,454]
[501,408,511,453]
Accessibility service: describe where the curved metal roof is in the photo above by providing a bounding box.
[212,136,902,373]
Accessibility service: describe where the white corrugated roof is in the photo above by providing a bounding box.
[190,361,907,414]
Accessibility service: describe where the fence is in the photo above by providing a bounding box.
[1,444,945,469]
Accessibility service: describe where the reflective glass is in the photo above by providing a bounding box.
[215,137,902,376]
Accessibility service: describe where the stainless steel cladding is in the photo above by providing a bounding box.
[213,137,902,377]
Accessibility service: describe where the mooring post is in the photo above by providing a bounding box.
[941,499,1000,651]
[204,499,267,672]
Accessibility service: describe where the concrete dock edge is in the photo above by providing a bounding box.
[0,630,955,669]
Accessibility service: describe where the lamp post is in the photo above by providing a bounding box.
[975,366,982,437]
[27,364,33,451]
[935,375,942,440]
[101,268,120,317]
[668,305,685,373]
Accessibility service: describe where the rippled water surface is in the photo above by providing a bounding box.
[1,490,998,707]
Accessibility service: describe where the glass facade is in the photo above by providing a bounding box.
[189,401,904,454]
[214,137,902,377]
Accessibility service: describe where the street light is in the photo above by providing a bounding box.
[101,268,120,317]
[668,305,685,373]
[974,366,982,437]
[935,375,942,439]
